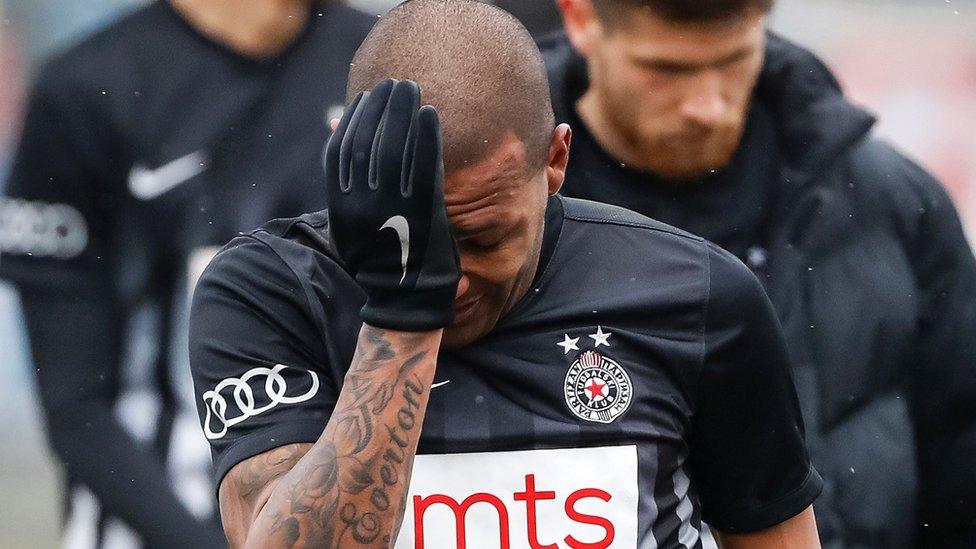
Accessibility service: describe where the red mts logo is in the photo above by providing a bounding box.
[394,445,638,548]
[413,474,614,549]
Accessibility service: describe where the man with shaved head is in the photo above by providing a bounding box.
[189,1,821,547]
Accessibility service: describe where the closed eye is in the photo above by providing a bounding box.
[460,238,501,252]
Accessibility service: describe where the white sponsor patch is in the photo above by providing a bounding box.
[202,364,320,440]
[0,198,88,259]
[395,445,638,549]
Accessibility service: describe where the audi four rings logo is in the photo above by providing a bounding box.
[202,364,320,440]
[0,198,89,259]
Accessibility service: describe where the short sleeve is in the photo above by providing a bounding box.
[0,66,117,290]
[690,244,823,533]
[189,236,337,486]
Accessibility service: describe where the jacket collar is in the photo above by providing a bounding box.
[758,34,876,187]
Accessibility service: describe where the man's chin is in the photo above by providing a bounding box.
[643,133,741,181]
[647,149,736,182]
[441,326,480,349]
[441,317,496,349]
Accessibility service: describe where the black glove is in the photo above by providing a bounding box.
[324,78,461,331]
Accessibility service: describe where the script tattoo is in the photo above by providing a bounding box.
[239,325,436,549]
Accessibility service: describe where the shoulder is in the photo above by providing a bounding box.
[843,138,961,245]
[557,196,712,295]
[704,242,769,321]
[194,227,318,347]
[560,195,704,243]
[555,195,716,305]
[203,210,345,291]
[847,138,946,208]
[196,234,304,313]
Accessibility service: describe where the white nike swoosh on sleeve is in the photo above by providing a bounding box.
[128,151,208,201]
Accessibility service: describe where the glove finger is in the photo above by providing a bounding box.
[406,104,445,200]
[345,79,395,191]
[372,80,420,194]
[338,90,371,192]
[324,91,364,194]
[408,105,460,290]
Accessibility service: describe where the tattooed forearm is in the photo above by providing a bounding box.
[221,325,442,549]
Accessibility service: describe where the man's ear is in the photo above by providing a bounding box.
[557,0,601,57]
[546,124,572,196]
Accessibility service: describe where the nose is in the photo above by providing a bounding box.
[680,74,726,127]
[455,273,471,300]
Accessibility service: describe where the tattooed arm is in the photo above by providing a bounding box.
[218,325,442,548]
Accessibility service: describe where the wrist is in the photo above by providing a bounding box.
[360,323,445,340]
[348,324,443,380]
[360,284,458,331]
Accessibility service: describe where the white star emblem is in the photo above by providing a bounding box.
[557,334,580,355]
[589,326,612,347]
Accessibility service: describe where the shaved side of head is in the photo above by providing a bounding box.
[348,0,555,172]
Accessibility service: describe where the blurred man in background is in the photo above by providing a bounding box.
[539,0,976,547]
[0,0,373,546]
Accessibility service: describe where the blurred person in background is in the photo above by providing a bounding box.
[0,0,374,546]
[538,0,976,547]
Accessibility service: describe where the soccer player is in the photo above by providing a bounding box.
[0,0,373,546]
[546,0,976,546]
[190,1,822,547]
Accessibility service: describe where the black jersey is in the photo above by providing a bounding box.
[190,196,822,548]
[0,2,374,547]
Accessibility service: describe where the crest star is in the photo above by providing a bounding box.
[589,326,612,348]
[557,334,580,355]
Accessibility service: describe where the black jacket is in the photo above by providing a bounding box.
[543,33,976,548]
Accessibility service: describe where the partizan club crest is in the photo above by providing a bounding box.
[563,342,633,424]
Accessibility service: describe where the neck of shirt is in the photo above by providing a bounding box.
[164,0,317,62]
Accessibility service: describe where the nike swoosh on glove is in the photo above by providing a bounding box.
[323,79,461,331]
